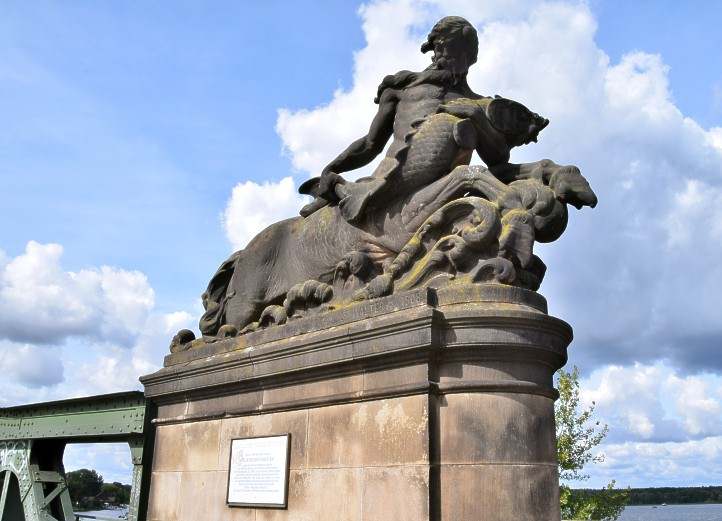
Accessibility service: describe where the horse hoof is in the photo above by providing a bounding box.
[354,273,394,301]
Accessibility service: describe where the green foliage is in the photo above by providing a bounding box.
[66,468,103,504]
[556,367,629,520]
[100,482,132,504]
[571,485,722,506]
[626,486,722,505]
[67,469,131,510]
[561,482,630,520]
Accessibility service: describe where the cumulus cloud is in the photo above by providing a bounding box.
[0,241,154,346]
[581,363,722,443]
[222,177,307,250]
[0,342,64,388]
[0,308,195,407]
[0,241,196,405]
[72,309,195,395]
[570,362,722,487]
[592,436,722,488]
[273,0,722,373]
[666,179,722,248]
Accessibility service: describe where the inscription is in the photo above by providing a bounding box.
[227,434,290,508]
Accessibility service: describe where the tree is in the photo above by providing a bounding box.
[556,366,629,520]
[100,482,132,505]
[66,468,104,507]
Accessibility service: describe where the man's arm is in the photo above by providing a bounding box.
[297,88,397,216]
[322,88,398,176]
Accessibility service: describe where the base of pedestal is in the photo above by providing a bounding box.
[141,284,571,521]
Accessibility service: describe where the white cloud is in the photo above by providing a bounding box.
[273,0,722,373]
[222,177,307,251]
[0,241,194,482]
[0,309,195,405]
[592,436,722,488]
[708,127,722,151]
[576,363,722,486]
[0,342,64,388]
[0,241,154,346]
[605,52,675,123]
[0,241,196,404]
[581,363,722,442]
[666,179,722,247]
[668,373,722,437]
[72,310,195,395]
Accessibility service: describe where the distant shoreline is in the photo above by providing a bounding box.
[572,486,722,507]
[628,502,722,506]
[74,505,128,513]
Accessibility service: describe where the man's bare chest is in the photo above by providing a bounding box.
[397,84,467,105]
[393,86,467,134]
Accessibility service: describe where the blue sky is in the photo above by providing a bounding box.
[1,1,364,308]
[2,1,721,488]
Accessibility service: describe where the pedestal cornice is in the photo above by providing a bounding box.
[141,284,572,424]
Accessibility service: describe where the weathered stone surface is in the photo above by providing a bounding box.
[439,392,556,464]
[307,395,429,468]
[143,284,570,520]
[437,360,551,389]
[255,468,363,521]
[362,363,429,392]
[362,466,430,521]
[439,464,560,521]
[262,374,364,409]
[142,285,568,410]
[156,401,187,421]
[146,471,181,521]
[185,391,262,420]
[152,420,220,472]
[178,471,255,521]
[218,409,309,471]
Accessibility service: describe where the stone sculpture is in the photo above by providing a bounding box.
[172,16,596,351]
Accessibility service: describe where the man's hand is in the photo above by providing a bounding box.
[317,171,345,200]
[298,172,346,218]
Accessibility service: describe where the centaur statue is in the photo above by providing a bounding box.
[174,16,597,349]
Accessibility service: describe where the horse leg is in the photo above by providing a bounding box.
[224,296,266,332]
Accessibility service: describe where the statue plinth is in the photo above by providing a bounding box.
[141,284,570,521]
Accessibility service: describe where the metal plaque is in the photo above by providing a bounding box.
[226,434,291,508]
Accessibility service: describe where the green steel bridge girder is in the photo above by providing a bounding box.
[0,391,154,521]
[0,391,146,441]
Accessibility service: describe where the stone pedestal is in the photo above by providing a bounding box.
[141,284,571,521]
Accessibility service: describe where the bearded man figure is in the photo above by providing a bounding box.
[298,16,490,221]
[299,16,593,222]
[195,16,596,338]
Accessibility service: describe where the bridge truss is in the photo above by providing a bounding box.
[0,392,154,521]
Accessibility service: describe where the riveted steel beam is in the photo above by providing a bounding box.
[0,391,155,521]
[0,391,146,441]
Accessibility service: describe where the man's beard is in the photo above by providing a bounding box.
[425,57,467,85]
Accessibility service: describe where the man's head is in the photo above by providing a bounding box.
[421,16,478,76]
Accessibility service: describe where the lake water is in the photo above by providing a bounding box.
[80,505,722,520]
[75,509,127,519]
[79,505,722,520]
[619,504,722,520]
